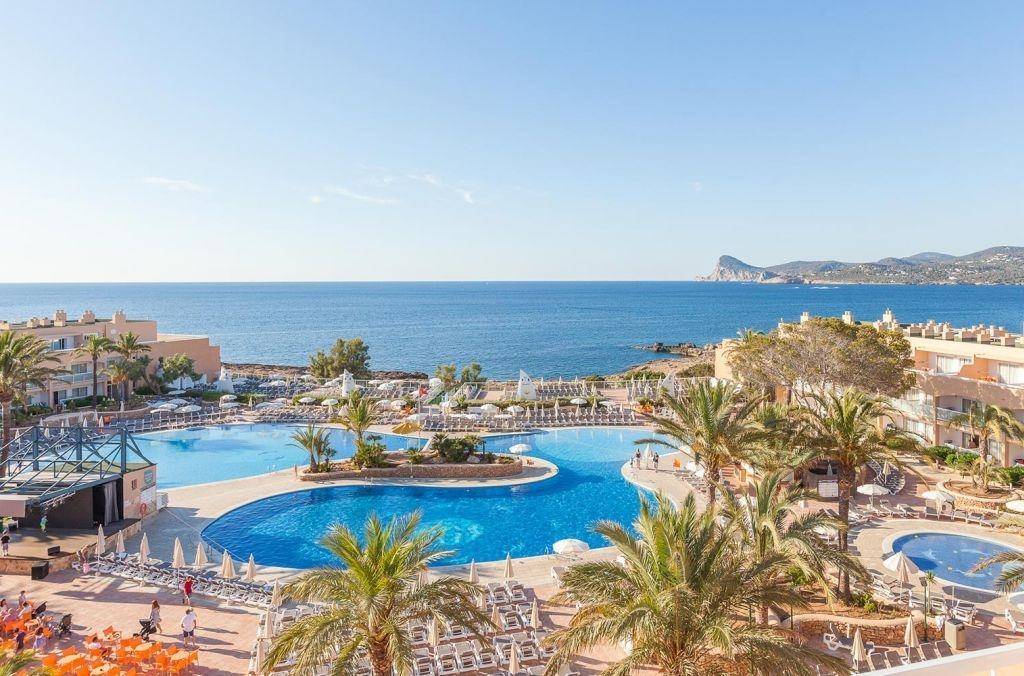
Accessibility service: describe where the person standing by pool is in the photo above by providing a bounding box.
[180,607,198,649]
[1,531,9,556]
[149,599,163,633]
[182,576,195,605]
[653,452,659,471]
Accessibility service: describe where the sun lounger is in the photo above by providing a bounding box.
[882,650,903,667]
[1006,608,1024,634]
[919,642,939,660]
[935,640,953,657]
[550,566,565,587]
[869,652,888,670]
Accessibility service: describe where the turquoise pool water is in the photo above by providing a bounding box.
[135,423,425,488]
[201,427,660,567]
[892,532,1020,591]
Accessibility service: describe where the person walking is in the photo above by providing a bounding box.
[180,607,198,649]
[149,599,163,633]
[182,576,195,605]
[1,531,9,556]
[653,452,659,471]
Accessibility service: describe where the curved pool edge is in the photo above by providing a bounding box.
[881,527,1024,594]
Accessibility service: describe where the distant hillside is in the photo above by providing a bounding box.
[697,247,1024,285]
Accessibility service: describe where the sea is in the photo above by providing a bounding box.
[1,282,1023,378]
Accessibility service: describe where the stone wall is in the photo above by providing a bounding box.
[792,610,927,644]
[301,459,523,481]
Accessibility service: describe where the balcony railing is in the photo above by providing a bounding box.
[55,372,99,384]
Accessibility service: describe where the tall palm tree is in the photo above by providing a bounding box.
[544,493,848,676]
[112,332,151,398]
[73,334,114,409]
[104,359,136,405]
[722,471,868,623]
[338,394,377,445]
[290,424,334,472]
[747,401,815,475]
[265,512,490,675]
[949,403,1024,492]
[800,390,920,599]
[638,380,761,504]
[0,332,65,476]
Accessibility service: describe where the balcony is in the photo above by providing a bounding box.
[56,372,99,384]
[911,369,1024,410]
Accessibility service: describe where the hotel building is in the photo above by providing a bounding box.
[1,309,221,407]
[715,310,1024,466]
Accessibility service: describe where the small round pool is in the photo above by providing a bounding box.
[891,531,1021,591]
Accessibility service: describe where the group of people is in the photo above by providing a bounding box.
[1,591,58,653]
[630,448,660,471]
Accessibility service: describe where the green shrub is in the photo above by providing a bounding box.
[999,466,1024,487]
[352,437,388,469]
[432,433,481,463]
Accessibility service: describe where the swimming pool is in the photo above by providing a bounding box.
[891,531,1021,591]
[135,424,425,488]
[202,427,660,567]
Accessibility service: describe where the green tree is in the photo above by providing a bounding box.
[972,550,1024,594]
[727,316,914,398]
[162,353,198,389]
[104,359,138,404]
[308,338,371,379]
[337,394,377,444]
[0,332,65,475]
[800,390,920,600]
[722,471,867,623]
[112,332,151,396]
[434,363,457,389]
[265,512,490,675]
[73,334,114,409]
[949,403,1024,492]
[0,648,44,675]
[544,493,848,676]
[458,362,484,384]
[638,380,761,504]
[290,425,335,472]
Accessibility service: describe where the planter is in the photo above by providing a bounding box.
[301,458,524,481]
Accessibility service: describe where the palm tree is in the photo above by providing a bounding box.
[112,332,151,398]
[73,334,114,409]
[949,403,1024,493]
[265,512,490,675]
[338,394,377,445]
[0,648,42,675]
[290,425,334,472]
[0,332,65,476]
[544,493,848,676]
[638,380,761,504]
[800,390,920,599]
[747,401,815,475]
[971,550,1024,594]
[722,471,867,623]
[104,359,136,405]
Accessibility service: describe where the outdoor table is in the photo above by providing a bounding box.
[57,653,86,670]
[170,651,193,669]
[131,642,157,659]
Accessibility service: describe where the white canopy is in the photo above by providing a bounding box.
[215,367,235,393]
[503,552,514,580]
[245,554,257,582]
[340,371,356,397]
[506,405,525,414]
[168,398,189,406]
[115,530,126,555]
[480,403,499,413]
[172,538,186,568]
[96,525,106,557]
[660,373,678,397]
[884,551,920,582]
[509,443,531,454]
[569,397,587,405]
[177,405,202,414]
[193,542,209,568]
[219,394,238,402]
[516,370,538,401]
[220,550,237,579]
[428,377,443,388]
[921,490,952,503]
[857,483,891,496]
[904,615,919,648]
[220,401,241,409]
[321,398,339,406]
[298,396,316,404]
[138,533,150,566]
[553,538,590,555]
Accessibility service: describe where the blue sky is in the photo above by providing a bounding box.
[1,2,1020,282]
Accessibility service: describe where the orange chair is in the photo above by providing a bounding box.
[41,654,59,668]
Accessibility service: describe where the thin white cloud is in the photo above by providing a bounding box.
[308,195,324,204]
[690,181,704,193]
[324,186,398,205]
[407,173,476,204]
[141,176,209,193]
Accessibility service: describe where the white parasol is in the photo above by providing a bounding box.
[171,538,186,568]
[96,524,106,557]
[220,550,237,579]
[193,541,209,568]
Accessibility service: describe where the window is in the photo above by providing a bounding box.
[71,363,90,374]
[50,337,72,351]
[998,363,1024,386]
[935,354,971,375]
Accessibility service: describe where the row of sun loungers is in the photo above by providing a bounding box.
[856,641,954,672]
[90,554,275,609]
[924,503,996,526]
[259,579,579,676]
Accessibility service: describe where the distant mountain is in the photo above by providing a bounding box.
[697,247,1024,285]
